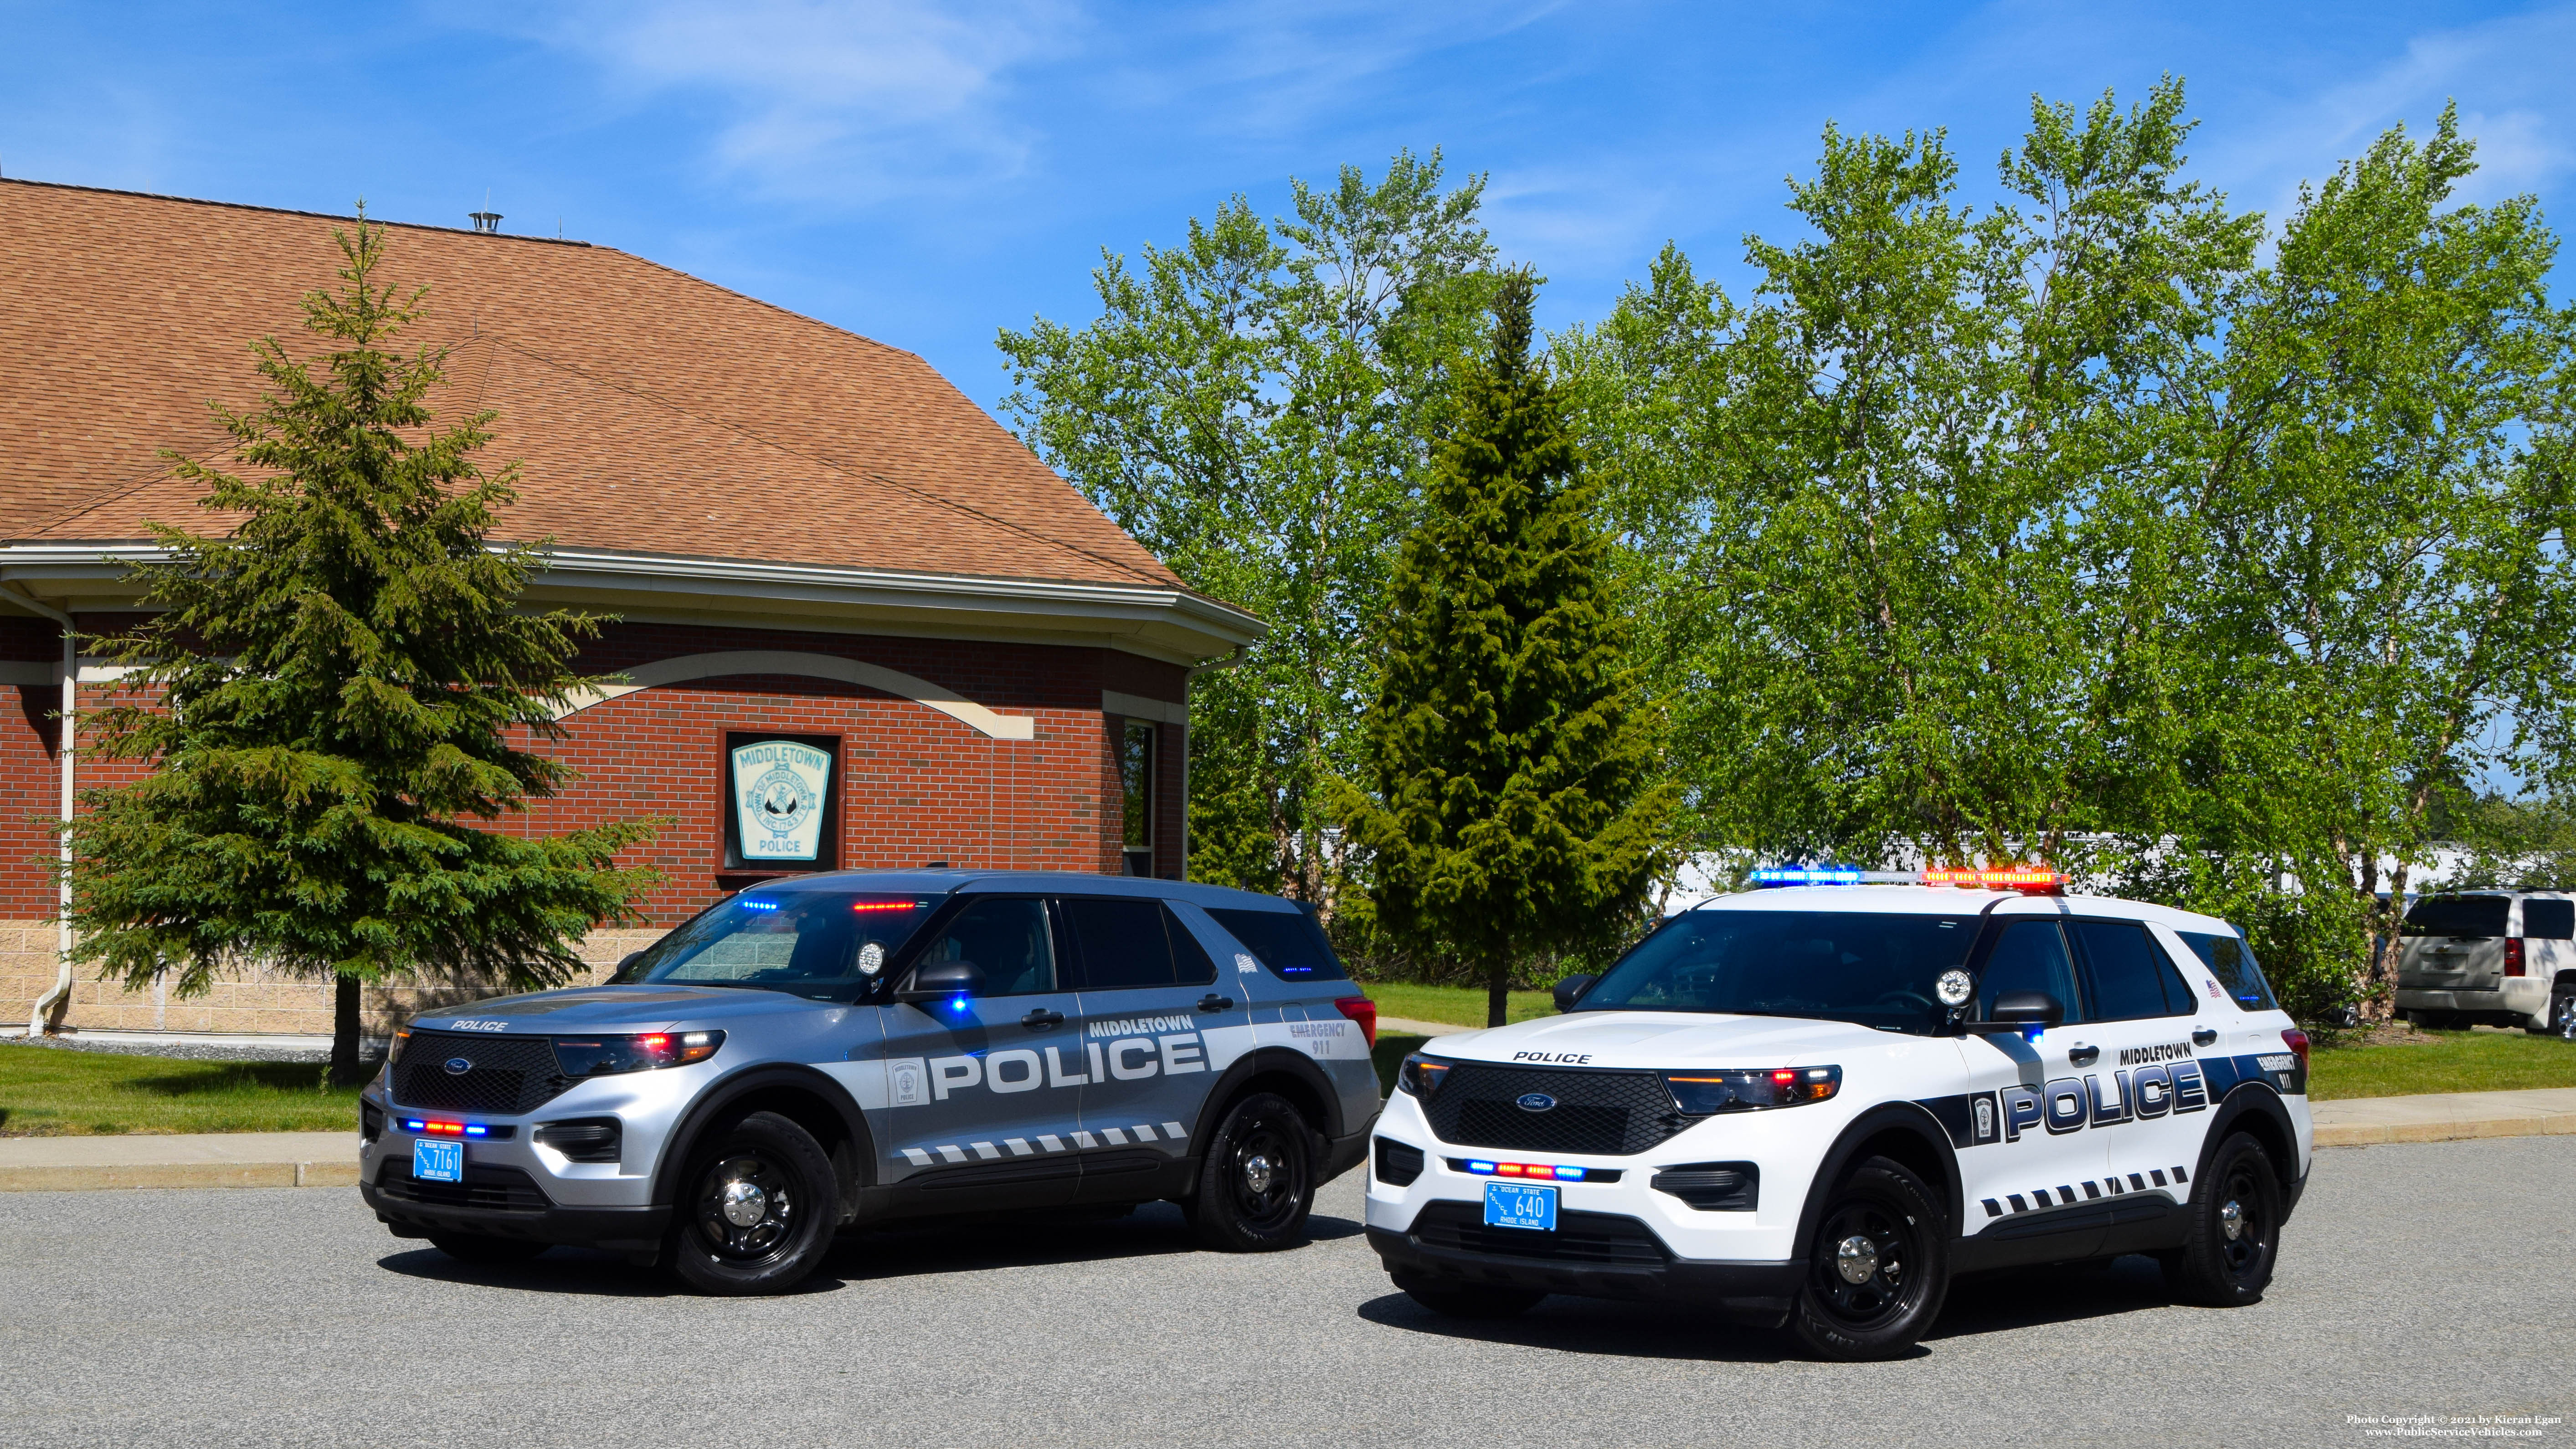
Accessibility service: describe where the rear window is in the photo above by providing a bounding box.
[2177,931,2278,1012]
[2401,896,2512,939]
[1206,908,1348,981]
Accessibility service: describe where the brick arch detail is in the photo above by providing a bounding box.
[550,650,1036,740]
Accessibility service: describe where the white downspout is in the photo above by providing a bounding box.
[11,589,75,1037]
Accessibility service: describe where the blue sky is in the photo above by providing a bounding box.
[4,1,2571,419]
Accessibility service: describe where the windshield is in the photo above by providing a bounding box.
[2401,896,2511,939]
[1575,909,1977,1034]
[613,892,939,1000]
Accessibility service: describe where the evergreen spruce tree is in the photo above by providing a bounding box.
[66,212,661,1084]
[1338,270,1672,1027]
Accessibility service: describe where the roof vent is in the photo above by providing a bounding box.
[468,210,503,234]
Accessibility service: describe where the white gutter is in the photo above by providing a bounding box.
[6,586,75,1037]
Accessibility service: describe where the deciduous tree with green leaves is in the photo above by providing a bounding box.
[1336,271,1672,1027]
[66,213,663,1084]
[999,152,1495,901]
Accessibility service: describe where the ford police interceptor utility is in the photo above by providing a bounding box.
[358,872,1382,1294]
[1366,867,2314,1360]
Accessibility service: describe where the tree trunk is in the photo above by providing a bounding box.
[1486,961,1509,1029]
[326,972,368,1087]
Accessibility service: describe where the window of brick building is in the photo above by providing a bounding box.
[1117,719,1155,877]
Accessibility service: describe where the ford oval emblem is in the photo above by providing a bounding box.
[1516,1092,1556,1113]
[444,1058,473,1075]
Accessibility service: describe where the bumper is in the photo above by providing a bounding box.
[1366,1223,1800,1324]
[2396,985,2545,1024]
[1319,1119,1376,1186]
[361,1174,672,1251]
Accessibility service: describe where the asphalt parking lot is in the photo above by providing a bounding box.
[1,1136,2568,1449]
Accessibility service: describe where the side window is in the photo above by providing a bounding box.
[918,898,1058,997]
[2072,920,2185,1021]
[1977,920,2081,1021]
[1164,905,1218,987]
[1059,897,1177,990]
[2523,899,2574,940]
[1205,907,1350,981]
[2178,931,2278,1012]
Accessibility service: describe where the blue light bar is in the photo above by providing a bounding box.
[1751,865,1923,888]
[465,1125,488,1137]
[739,899,781,911]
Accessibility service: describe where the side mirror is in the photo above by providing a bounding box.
[615,951,645,974]
[896,959,985,1005]
[1967,990,2064,1033]
[1553,974,1598,1013]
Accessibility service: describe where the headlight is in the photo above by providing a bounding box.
[387,1027,412,1067]
[552,1030,725,1078]
[1666,1065,1842,1113]
[1396,1053,1453,1098]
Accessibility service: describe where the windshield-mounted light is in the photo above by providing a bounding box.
[1397,1053,1453,1099]
[1666,1065,1843,1114]
[552,1030,725,1078]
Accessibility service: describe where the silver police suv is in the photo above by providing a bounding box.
[358,871,1383,1294]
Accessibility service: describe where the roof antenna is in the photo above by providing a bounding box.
[469,188,502,234]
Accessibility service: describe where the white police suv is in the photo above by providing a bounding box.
[1365,867,2314,1360]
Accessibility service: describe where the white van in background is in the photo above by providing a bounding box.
[2395,892,2576,1037]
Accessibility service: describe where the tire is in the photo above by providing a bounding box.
[2158,1133,2282,1307]
[1184,1092,1317,1252]
[2538,986,2576,1039]
[1392,1273,1545,1320]
[1787,1156,1950,1362]
[427,1233,549,1264]
[668,1110,840,1296]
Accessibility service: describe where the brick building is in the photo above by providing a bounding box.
[0,179,1260,1040]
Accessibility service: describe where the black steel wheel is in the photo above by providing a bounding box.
[1185,1092,1317,1252]
[2159,1133,2281,1307]
[668,1110,838,1295]
[1787,1156,1949,1361]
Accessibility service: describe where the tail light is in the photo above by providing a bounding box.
[2281,1028,2309,1070]
[2505,939,2527,976]
[1334,996,1378,1047]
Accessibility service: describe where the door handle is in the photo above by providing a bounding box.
[1197,994,1236,1013]
[1020,1008,1064,1029]
[2191,1027,2218,1046]
[2067,1043,2100,1066]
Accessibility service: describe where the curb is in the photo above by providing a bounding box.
[2312,1113,2576,1148]
[0,1161,361,1192]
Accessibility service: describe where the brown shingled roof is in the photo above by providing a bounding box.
[0,179,1184,592]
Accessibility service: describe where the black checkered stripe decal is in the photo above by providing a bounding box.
[1983,1165,2189,1218]
[899,1121,1188,1167]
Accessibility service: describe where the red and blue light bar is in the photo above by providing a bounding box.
[1461,1160,1591,1182]
[1752,864,2067,894]
[402,1118,490,1138]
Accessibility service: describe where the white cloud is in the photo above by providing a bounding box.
[504,0,1079,200]
[2197,3,2576,214]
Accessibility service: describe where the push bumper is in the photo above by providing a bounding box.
[1366,1222,1801,1326]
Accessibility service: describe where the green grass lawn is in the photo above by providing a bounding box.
[1355,981,1556,1029]
[0,1043,364,1136]
[2307,1028,2576,1101]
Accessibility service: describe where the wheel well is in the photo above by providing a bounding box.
[662,1081,867,1217]
[1229,1069,1332,1141]
[1844,1126,1953,1222]
[2210,1091,2295,1190]
[2552,969,2576,990]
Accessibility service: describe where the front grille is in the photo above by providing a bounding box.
[1421,1064,1695,1156]
[1409,1201,1670,1267]
[374,1160,553,1213]
[1375,1138,1424,1187]
[393,1031,572,1115]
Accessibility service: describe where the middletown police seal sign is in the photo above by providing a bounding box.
[730,739,832,862]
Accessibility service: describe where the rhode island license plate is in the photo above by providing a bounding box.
[413,1137,463,1184]
[1484,1180,1558,1231]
